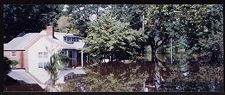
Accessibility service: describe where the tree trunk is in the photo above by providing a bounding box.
[151,46,162,91]
[151,46,157,63]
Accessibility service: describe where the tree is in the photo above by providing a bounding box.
[164,4,223,71]
[64,63,148,92]
[197,4,223,65]
[141,4,223,90]
[3,57,12,77]
[56,15,80,35]
[3,57,13,88]
[3,5,62,43]
[44,53,70,92]
[61,4,109,37]
[85,13,142,62]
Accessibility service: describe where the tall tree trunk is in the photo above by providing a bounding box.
[151,46,157,63]
[151,46,162,91]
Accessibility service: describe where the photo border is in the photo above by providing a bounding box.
[1,0,224,95]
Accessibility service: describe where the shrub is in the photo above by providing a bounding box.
[10,60,18,68]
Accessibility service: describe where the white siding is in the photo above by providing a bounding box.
[27,38,59,84]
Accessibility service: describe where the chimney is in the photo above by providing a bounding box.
[46,26,54,37]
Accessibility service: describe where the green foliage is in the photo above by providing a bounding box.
[170,5,223,65]
[10,60,18,69]
[61,4,109,37]
[57,53,70,64]
[138,4,223,90]
[3,57,12,75]
[44,53,70,85]
[79,63,148,92]
[140,4,223,65]
[3,5,62,43]
[86,13,142,61]
[10,60,18,66]
[56,15,80,35]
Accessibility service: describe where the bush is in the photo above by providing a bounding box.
[3,57,12,75]
[64,62,149,92]
[10,60,18,69]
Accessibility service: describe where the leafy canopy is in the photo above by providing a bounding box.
[86,13,142,61]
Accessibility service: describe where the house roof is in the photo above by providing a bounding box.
[7,69,39,84]
[4,33,42,50]
[43,31,86,50]
[4,30,86,51]
[4,75,44,92]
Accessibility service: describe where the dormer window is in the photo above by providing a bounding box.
[63,35,80,44]
[72,37,75,41]
[11,51,16,56]
[67,37,71,41]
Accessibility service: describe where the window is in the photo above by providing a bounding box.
[72,37,79,42]
[61,51,65,54]
[64,77,67,81]
[64,36,80,43]
[11,51,16,56]
[64,37,66,41]
[43,62,48,68]
[38,52,43,58]
[38,62,43,68]
[72,37,75,41]
[38,62,48,68]
[67,37,71,41]
[43,52,48,58]
[38,52,48,58]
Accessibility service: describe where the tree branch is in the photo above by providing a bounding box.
[156,35,169,49]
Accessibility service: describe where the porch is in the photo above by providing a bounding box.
[61,49,88,68]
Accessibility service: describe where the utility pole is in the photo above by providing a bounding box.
[81,50,83,67]
[170,38,173,64]
[142,14,145,32]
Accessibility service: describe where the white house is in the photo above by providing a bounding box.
[4,26,86,89]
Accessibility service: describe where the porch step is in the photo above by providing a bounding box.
[75,67,83,70]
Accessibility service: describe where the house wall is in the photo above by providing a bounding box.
[4,50,25,68]
[27,38,54,84]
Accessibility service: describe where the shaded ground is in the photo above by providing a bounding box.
[161,64,224,92]
[166,64,224,83]
[62,61,224,92]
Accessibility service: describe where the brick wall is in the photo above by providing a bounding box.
[4,50,25,69]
